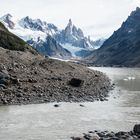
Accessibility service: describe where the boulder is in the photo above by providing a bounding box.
[79,104,85,107]
[69,78,84,87]
[54,104,60,107]
[133,124,140,134]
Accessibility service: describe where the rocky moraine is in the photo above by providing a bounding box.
[0,47,112,105]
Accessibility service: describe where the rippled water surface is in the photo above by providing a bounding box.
[0,67,140,140]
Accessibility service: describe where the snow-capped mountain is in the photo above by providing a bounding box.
[19,16,59,35]
[0,14,45,41]
[0,14,101,59]
[0,14,72,59]
[0,14,59,42]
[55,19,94,49]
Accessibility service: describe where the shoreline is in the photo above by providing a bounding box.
[71,124,140,140]
[75,59,140,68]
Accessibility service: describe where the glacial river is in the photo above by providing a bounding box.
[0,67,140,140]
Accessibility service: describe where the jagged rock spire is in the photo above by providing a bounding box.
[68,19,72,26]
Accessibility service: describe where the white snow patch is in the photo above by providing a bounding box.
[9,27,47,42]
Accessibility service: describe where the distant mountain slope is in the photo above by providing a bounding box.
[86,7,140,67]
[28,35,72,59]
[0,22,34,52]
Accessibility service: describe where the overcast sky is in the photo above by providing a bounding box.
[0,0,140,40]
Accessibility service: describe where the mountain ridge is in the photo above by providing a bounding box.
[0,14,103,58]
[85,7,140,67]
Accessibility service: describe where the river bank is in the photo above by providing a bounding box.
[0,47,112,105]
[71,124,140,140]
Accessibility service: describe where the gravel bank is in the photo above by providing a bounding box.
[0,47,112,105]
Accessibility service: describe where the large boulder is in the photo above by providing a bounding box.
[68,78,84,87]
[133,124,140,134]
